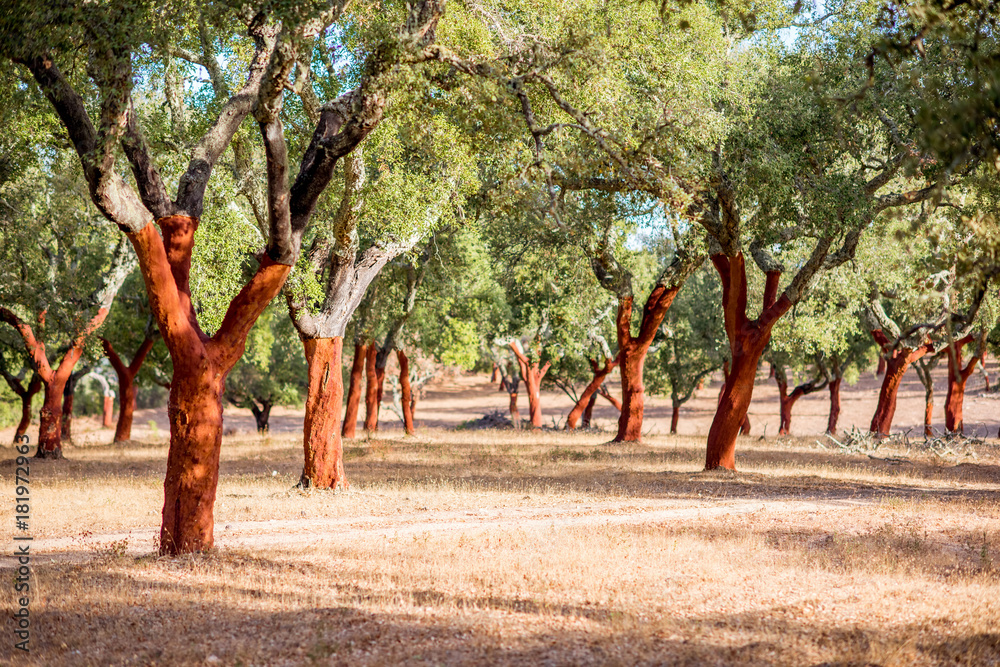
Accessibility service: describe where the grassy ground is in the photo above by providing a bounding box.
[2,429,1000,666]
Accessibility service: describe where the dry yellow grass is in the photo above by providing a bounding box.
[2,428,1000,666]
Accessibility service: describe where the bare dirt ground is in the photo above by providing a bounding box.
[1,363,999,666]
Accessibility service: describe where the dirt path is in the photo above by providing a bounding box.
[8,496,871,565]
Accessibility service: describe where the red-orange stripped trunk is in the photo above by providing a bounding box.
[103,336,155,443]
[945,335,981,434]
[130,218,291,554]
[566,357,617,429]
[869,330,932,435]
[706,254,790,469]
[613,285,681,442]
[300,337,347,489]
[364,344,379,433]
[509,343,550,428]
[598,385,622,411]
[773,366,826,436]
[1,306,112,458]
[398,349,415,435]
[342,341,367,438]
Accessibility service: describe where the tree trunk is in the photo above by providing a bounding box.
[773,365,825,436]
[116,372,138,443]
[566,357,617,429]
[61,375,78,444]
[299,337,347,489]
[670,401,680,434]
[707,351,760,468]
[103,336,155,444]
[503,375,521,429]
[509,342,550,428]
[869,330,931,435]
[827,377,842,435]
[13,375,41,442]
[705,254,789,470]
[923,386,933,437]
[398,349,415,435]
[581,392,597,428]
[251,401,272,433]
[342,341,367,439]
[159,359,226,554]
[364,343,379,433]
[945,335,980,434]
[36,375,69,458]
[102,395,114,428]
[876,357,886,376]
[611,283,683,443]
[130,217,292,555]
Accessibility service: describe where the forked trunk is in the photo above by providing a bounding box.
[774,366,825,436]
[342,341,367,439]
[299,337,347,489]
[827,377,842,435]
[103,336,155,444]
[251,401,272,433]
[704,254,789,469]
[566,357,616,430]
[945,337,980,434]
[364,344,379,433]
[869,330,931,435]
[14,376,41,441]
[398,349,415,436]
[509,342,550,428]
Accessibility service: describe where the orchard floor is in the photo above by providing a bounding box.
[2,367,1000,666]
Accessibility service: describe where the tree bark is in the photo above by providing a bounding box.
[0,366,42,443]
[503,374,521,429]
[2,305,115,457]
[612,284,683,442]
[869,330,931,435]
[705,254,790,469]
[945,335,981,434]
[827,377,842,435]
[103,336,155,443]
[398,349,415,435]
[509,342,550,428]
[773,364,826,436]
[299,337,348,489]
[250,400,273,433]
[876,357,886,376]
[581,392,597,428]
[566,357,617,429]
[364,343,379,434]
[670,401,680,434]
[130,218,292,555]
[342,341,367,438]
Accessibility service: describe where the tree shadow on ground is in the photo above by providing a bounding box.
[12,551,998,667]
